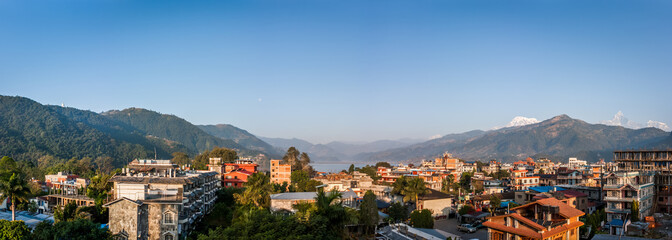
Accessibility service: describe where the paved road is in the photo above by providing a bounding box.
[435,218,488,240]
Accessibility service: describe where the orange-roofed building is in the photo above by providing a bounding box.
[270,159,291,184]
[222,170,255,188]
[484,197,584,240]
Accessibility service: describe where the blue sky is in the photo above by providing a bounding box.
[2,0,671,143]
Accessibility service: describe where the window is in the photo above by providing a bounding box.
[163,211,175,224]
[164,234,174,240]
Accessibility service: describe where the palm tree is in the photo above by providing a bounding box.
[234,172,272,207]
[392,176,408,195]
[402,177,430,211]
[0,173,31,221]
[313,189,349,237]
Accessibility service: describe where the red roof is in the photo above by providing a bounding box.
[559,190,588,198]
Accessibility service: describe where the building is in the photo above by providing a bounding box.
[269,191,358,213]
[484,198,584,240]
[208,158,259,188]
[567,158,587,170]
[613,150,672,214]
[105,159,219,240]
[603,171,654,224]
[417,189,453,218]
[29,196,50,214]
[270,159,291,185]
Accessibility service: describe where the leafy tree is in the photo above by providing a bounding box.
[271,182,288,193]
[197,208,321,240]
[0,219,31,240]
[392,176,408,195]
[357,165,381,181]
[459,172,473,192]
[54,202,78,222]
[313,189,349,238]
[458,204,474,215]
[358,191,379,235]
[348,164,355,174]
[388,202,408,223]
[32,219,111,240]
[299,152,313,173]
[171,152,190,165]
[0,173,31,221]
[87,173,112,205]
[375,162,392,168]
[289,170,321,192]
[401,177,430,210]
[193,147,238,170]
[283,147,301,170]
[631,200,640,222]
[93,156,114,174]
[409,209,433,228]
[234,173,272,208]
[489,195,501,216]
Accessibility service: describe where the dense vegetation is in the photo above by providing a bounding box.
[198,124,281,157]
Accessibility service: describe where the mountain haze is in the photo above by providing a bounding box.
[362,115,670,163]
[198,124,281,158]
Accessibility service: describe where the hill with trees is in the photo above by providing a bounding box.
[198,124,281,158]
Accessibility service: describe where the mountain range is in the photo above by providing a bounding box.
[1,95,670,167]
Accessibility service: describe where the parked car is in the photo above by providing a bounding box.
[457,223,478,233]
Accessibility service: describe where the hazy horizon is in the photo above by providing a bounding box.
[2,0,671,143]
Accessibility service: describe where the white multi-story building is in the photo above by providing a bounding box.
[105,159,219,240]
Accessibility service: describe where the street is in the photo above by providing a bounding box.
[434,218,488,240]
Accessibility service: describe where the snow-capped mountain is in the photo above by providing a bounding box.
[492,116,540,130]
[600,111,670,131]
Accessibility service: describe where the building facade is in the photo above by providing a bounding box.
[270,159,291,184]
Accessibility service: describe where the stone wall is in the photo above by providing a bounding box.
[108,200,141,240]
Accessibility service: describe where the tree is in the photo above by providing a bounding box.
[375,162,392,168]
[401,177,430,210]
[358,191,379,235]
[234,173,272,208]
[459,172,473,192]
[34,219,111,240]
[0,219,31,240]
[0,173,31,221]
[392,176,408,195]
[409,209,433,228]
[193,147,238,170]
[54,202,78,222]
[299,152,313,174]
[442,174,455,193]
[388,202,408,223]
[348,164,355,174]
[313,189,349,238]
[171,152,190,165]
[87,173,112,205]
[631,200,640,222]
[283,147,301,170]
[458,204,474,215]
[93,156,114,174]
[489,195,501,216]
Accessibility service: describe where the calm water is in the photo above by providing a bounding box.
[311,162,367,173]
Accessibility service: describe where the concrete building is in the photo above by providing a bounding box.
[105,159,219,240]
[417,189,453,218]
[207,158,259,188]
[484,198,584,240]
[603,171,654,224]
[568,157,587,170]
[270,159,291,185]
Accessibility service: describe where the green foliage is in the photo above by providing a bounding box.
[375,162,392,168]
[491,170,510,180]
[489,195,501,215]
[0,172,31,221]
[409,209,434,228]
[234,172,272,208]
[54,202,78,222]
[197,208,326,240]
[289,170,322,192]
[392,176,408,195]
[76,205,109,224]
[401,177,429,205]
[193,147,238,170]
[631,200,640,222]
[31,219,111,240]
[171,152,191,165]
[348,164,355,174]
[192,188,244,236]
[458,205,474,215]
[388,202,408,223]
[0,219,31,240]
[358,191,379,234]
[356,165,381,181]
[283,147,301,170]
[86,173,112,205]
[459,172,473,191]
[272,182,289,193]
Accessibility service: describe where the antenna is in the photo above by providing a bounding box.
[154,147,157,159]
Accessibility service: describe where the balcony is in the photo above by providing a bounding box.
[604,196,636,202]
[606,208,630,214]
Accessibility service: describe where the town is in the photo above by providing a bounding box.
[2,149,672,240]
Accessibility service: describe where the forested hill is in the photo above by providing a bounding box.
[101,108,253,154]
[198,124,281,158]
[0,96,187,166]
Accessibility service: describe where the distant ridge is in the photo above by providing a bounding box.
[361,114,670,163]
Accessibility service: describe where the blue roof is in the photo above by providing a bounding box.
[608,219,625,227]
[529,186,566,193]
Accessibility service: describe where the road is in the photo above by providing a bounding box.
[434,218,488,240]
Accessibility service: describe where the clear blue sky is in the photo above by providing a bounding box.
[2,0,671,143]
